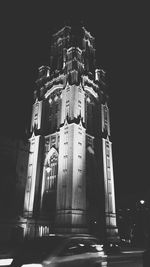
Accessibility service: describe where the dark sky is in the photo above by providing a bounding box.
[0,1,149,206]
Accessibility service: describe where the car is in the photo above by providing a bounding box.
[120,238,131,246]
[7,234,107,267]
[103,241,120,254]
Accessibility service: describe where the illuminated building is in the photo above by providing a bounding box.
[22,25,119,242]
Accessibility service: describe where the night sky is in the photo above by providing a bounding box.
[0,1,149,207]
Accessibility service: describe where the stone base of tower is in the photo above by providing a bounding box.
[55,209,88,234]
[19,217,56,239]
[105,212,120,244]
[106,226,120,243]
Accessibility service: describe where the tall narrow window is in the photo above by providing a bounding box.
[45,151,58,191]
[41,148,58,215]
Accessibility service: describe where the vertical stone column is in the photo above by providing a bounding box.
[102,137,119,242]
[56,121,87,233]
[23,134,41,217]
[101,102,119,243]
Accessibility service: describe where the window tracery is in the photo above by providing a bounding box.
[44,151,58,192]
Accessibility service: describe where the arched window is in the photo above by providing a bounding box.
[45,94,61,134]
[41,147,58,215]
[45,152,58,191]
[44,148,58,192]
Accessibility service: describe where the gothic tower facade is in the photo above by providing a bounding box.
[22,25,119,242]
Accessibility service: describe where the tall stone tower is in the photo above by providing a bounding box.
[22,25,119,242]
